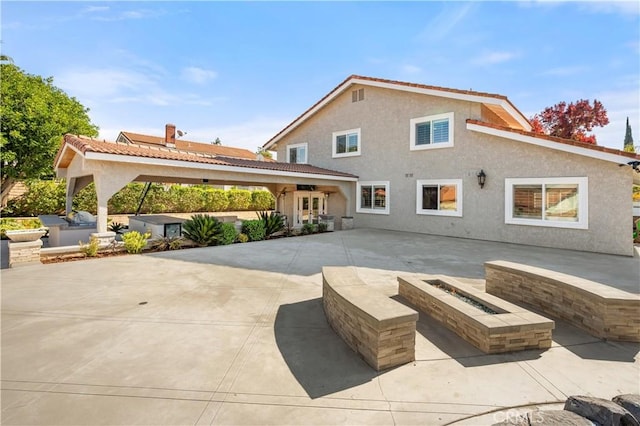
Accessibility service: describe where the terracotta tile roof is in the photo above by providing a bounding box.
[57,135,358,179]
[120,131,263,161]
[263,74,529,148]
[467,119,640,160]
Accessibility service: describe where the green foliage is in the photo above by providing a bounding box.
[203,188,229,212]
[218,222,238,245]
[241,220,266,241]
[5,179,66,215]
[301,223,316,235]
[151,236,183,251]
[624,117,634,151]
[122,231,150,254]
[0,61,98,192]
[227,189,252,211]
[79,236,99,257]
[167,185,204,213]
[251,191,275,210]
[257,211,284,238]
[318,223,328,233]
[236,233,249,243]
[0,217,43,239]
[182,214,223,246]
[3,180,275,217]
[108,222,125,233]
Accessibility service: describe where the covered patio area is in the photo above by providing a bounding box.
[54,134,357,240]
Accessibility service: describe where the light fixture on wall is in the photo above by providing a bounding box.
[477,169,487,189]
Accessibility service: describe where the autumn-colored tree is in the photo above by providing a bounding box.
[530,99,609,145]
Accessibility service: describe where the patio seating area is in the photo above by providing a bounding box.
[2,229,639,425]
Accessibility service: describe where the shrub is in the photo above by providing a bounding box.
[236,233,249,243]
[241,220,266,241]
[227,189,252,211]
[108,222,126,233]
[108,183,144,214]
[318,223,328,233]
[203,188,229,212]
[5,180,66,216]
[151,236,183,251]
[257,211,284,238]
[182,214,223,246]
[251,191,275,210]
[218,222,238,245]
[167,185,204,213]
[79,236,99,257]
[122,231,150,254]
[0,218,44,239]
[73,183,98,213]
[301,223,316,235]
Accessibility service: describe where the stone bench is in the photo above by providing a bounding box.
[398,274,554,353]
[322,266,418,371]
[485,261,640,342]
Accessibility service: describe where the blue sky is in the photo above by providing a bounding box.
[3,1,639,153]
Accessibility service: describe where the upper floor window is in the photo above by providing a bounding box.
[357,181,389,214]
[332,128,361,158]
[416,179,462,217]
[286,143,307,164]
[410,112,454,151]
[505,177,588,229]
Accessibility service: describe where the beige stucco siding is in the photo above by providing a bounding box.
[275,84,633,256]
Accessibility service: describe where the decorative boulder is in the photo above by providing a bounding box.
[492,410,593,425]
[613,395,640,422]
[564,395,639,426]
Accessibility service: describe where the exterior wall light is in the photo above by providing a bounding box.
[477,169,487,189]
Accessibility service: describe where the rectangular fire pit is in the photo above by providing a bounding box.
[398,275,554,353]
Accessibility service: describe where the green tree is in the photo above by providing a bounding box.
[212,137,222,145]
[623,117,635,153]
[0,57,99,206]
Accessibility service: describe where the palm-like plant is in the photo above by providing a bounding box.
[257,211,284,238]
[182,214,223,246]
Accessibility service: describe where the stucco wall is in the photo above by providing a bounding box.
[275,84,634,256]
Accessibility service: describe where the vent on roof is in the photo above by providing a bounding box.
[352,88,364,103]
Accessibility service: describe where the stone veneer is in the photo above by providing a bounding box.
[485,260,640,342]
[398,275,554,353]
[322,266,418,371]
[8,240,43,267]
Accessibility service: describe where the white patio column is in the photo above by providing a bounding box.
[93,170,138,234]
[65,178,76,216]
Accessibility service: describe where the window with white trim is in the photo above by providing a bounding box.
[332,128,361,158]
[505,177,588,229]
[410,112,454,150]
[416,179,462,216]
[357,181,389,214]
[286,143,307,164]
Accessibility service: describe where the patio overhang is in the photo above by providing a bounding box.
[55,135,358,234]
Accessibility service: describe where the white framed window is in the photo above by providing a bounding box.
[286,143,307,164]
[416,179,462,217]
[410,112,454,151]
[332,128,361,158]
[505,177,588,229]
[357,181,389,214]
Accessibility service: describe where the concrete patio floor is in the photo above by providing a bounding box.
[2,229,639,425]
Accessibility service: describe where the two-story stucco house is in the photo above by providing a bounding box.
[263,75,640,256]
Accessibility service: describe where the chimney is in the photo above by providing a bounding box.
[165,123,176,147]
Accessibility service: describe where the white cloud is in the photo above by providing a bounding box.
[415,3,476,42]
[579,1,640,16]
[540,66,588,76]
[82,6,110,14]
[181,67,218,85]
[471,51,519,66]
[56,67,217,107]
[401,64,422,74]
